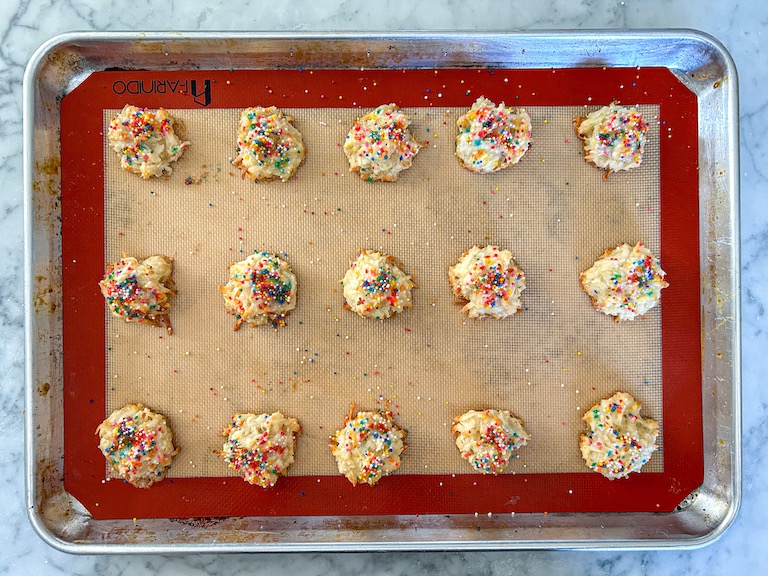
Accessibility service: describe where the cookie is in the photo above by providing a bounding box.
[217,411,301,488]
[580,242,668,322]
[574,103,648,176]
[341,249,415,319]
[96,403,179,488]
[221,251,298,330]
[455,96,532,173]
[107,105,189,179]
[99,254,176,334]
[579,391,658,479]
[452,409,529,474]
[343,104,421,181]
[448,245,526,319]
[232,106,306,182]
[330,406,407,486]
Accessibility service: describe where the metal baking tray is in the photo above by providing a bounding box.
[23,31,740,552]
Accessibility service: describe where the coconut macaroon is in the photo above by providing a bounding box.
[221,251,298,330]
[107,105,189,179]
[580,242,668,322]
[455,97,532,173]
[343,103,421,182]
[216,412,301,488]
[330,406,407,486]
[448,245,526,319]
[99,254,176,334]
[341,249,416,320]
[452,409,529,474]
[232,106,306,182]
[96,403,179,488]
[579,392,659,480]
[574,102,648,177]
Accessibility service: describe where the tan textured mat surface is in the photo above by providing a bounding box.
[103,104,662,478]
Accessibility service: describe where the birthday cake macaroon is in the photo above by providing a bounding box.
[232,106,306,182]
[579,391,659,479]
[448,245,526,319]
[455,97,532,173]
[574,102,649,176]
[107,105,189,179]
[341,249,416,320]
[217,411,302,487]
[96,403,179,488]
[99,254,176,334]
[221,251,298,330]
[343,103,421,181]
[330,406,407,486]
[452,409,529,474]
[580,242,668,322]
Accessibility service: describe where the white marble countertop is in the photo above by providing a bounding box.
[2,0,765,573]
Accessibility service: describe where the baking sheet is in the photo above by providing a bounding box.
[29,33,735,549]
[103,104,663,479]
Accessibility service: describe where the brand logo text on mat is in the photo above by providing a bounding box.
[111,79,212,107]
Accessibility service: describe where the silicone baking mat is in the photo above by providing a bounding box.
[61,68,702,519]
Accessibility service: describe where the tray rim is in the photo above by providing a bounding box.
[23,29,741,553]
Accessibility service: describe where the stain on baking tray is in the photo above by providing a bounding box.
[169,516,227,528]
[33,275,57,314]
[45,48,85,80]
[33,157,61,197]
[32,157,62,234]
[104,67,150,72]
[36,458,60,503]
[36,157,61,176]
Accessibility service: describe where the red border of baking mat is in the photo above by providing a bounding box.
[61,67,701,519]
